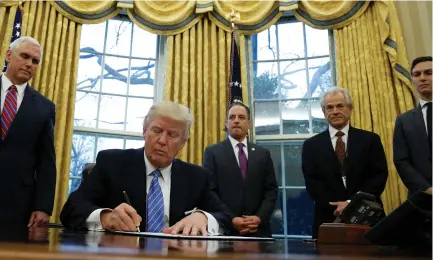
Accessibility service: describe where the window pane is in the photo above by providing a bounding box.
[283,143,304,186]
[70,133,96,193]
[308,58,332,98]
[126,97,153,132]
[125,138,144,149]
[311,99,327,133]
[254,101,280,135]
[105,19,132,56]
[280,60,307,99]
[76,53,102,92]
[282,99,309,134]
[96,135,124,154]
[306,26,329,57]
[132,25,157,58]
[80,23,106,53]
[260,143,282,186]
[255,25,277,61]
[129,59,155,97]
[270,189,284,235]
[74,92,98,128]
[102,56,129,95]
[278,22,305,59]
[285,188,314,236]
[253,62,278,100]
[98,95,126,130]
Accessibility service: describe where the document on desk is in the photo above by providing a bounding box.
[114,231,274,241]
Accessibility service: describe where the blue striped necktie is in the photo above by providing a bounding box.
[147,169,164,232]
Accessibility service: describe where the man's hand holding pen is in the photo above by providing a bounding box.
[100,203,142,232]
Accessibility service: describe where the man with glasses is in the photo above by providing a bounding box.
[301,87,388,238]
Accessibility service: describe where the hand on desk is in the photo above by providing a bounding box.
[329,201,349,216]
[163,212,207,236]
[28,211,50,227]
[233,216,261,235]
[100,203,142,231]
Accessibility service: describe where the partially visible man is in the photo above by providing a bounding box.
[302,87,388,238]
[394,56,432,195]
[203,102,277,237]
[60,101,230,236]
[0,36,56,227]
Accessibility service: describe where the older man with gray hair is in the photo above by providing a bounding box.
[0,36,56,228]
[301,87,388,238]
[61,101,230,236]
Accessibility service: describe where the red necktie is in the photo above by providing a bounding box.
[335,131,346,164]
[1,85,18,138]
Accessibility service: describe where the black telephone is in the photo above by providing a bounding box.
[334,191,385,226]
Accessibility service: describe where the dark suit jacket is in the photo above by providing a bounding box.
[0,79,56,227]
[302,126,388,238]
[394,106,432,194]
[60,148,231,232]
[203,139,278,237]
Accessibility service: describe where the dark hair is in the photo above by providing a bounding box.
[411,56,432,74]
[228,102,250,120]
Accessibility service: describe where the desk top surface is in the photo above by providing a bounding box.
[0,227,429,260]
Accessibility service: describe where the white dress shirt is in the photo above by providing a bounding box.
[1,74,26,113]
[419,99,430,133]
[86,153,220,235]
[328,123,350,151]
[228,135,248,166]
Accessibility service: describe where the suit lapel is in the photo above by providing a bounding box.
[411,106,430,153]
[123,148,147,218]
[169,159,187,225]
[345,127,358,175]
[3,85,36,140]
[246,142,258,182]
[223,138,244,182]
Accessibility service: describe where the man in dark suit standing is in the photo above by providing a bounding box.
[394,56,432,195]
[0,36,56,228]
[203,102,278,237]
[61,101,230,236]
[302,87,388,238]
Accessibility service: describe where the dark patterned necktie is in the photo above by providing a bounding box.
[335,131,346,164]
[426,102,432,151]
[1,85,17,139]
[237,143,247,179]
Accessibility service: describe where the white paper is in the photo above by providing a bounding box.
[114,231,274,241]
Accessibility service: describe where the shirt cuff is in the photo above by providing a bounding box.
[86,208,112,231]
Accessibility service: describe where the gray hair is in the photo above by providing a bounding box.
[143,101,194,139]
[320,87,353,110]
[10,36,43,58]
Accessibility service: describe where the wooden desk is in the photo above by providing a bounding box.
[0,227,429,260]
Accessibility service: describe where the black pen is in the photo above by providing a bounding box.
[123,190,141,232]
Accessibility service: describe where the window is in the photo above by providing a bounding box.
[69,16,164,194]
[251,18,335,237]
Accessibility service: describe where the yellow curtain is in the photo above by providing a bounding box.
[20,1,81,223]
[334,2,414,213]
[164,17,249,165]
[0,4,17,69]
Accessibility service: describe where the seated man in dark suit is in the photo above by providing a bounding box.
[203,102,278,237]
[394,56,432,195]
[0,36,56,228]
[302,87,388,238]
[61,101,230,236]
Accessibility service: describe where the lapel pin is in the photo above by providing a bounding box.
[252,148,255,151]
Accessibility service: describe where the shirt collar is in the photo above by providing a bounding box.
[419,99,431,108]
[143,151,172,181]
[228,135,248,150]
[329,123,350,138]
[1,74,27,97]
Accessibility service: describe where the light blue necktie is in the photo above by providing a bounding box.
[147,169,164,232]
